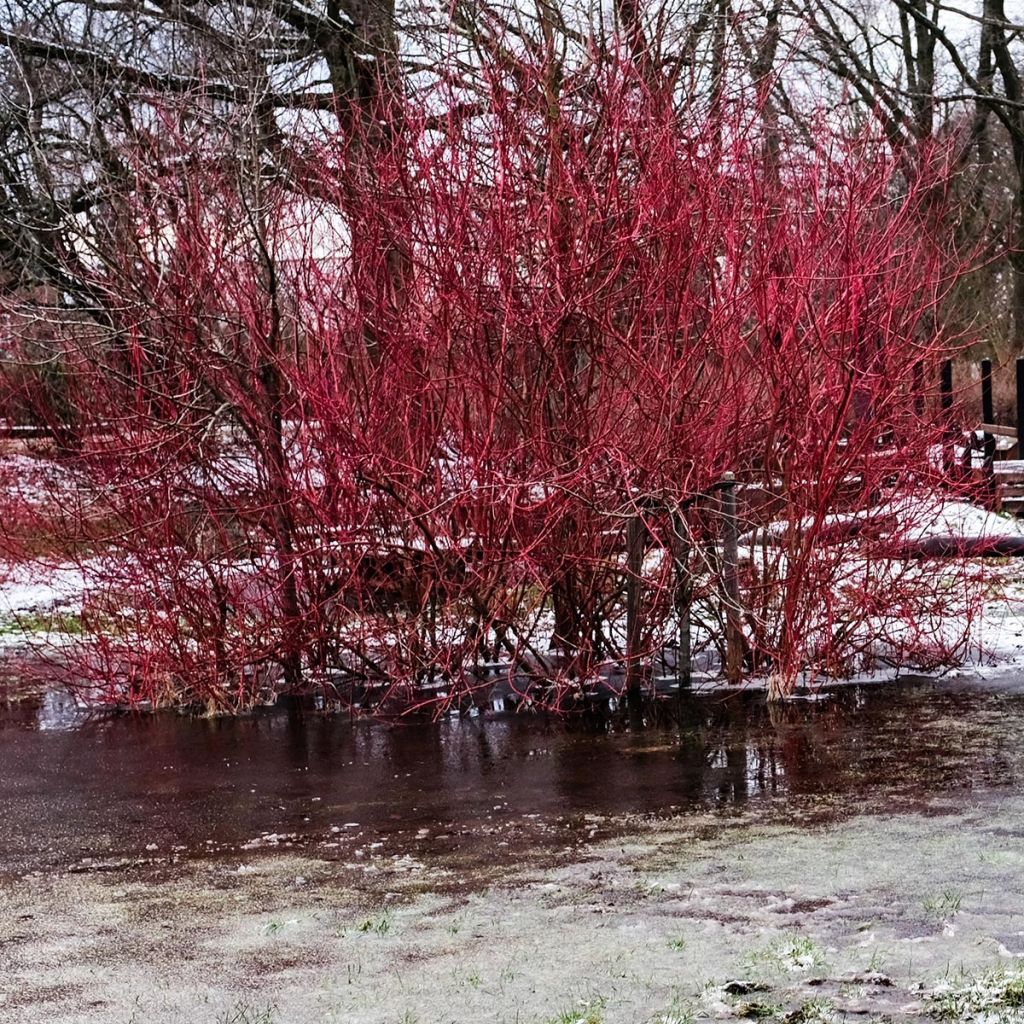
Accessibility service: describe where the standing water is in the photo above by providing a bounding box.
[1,677,1021,878]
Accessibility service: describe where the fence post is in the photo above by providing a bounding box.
[1016,358,1024,457]
[981,358,995,425]
[981,358,996,505]
[671,509,691,690]
[720,472,743,685]
[624,513,645,709]
[940,360,954,477]
[984,433,999,508]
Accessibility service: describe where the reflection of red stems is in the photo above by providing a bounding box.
[0,46,985,711]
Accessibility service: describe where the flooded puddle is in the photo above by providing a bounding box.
[1,676,1023,877]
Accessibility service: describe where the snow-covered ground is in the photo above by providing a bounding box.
[896,497,1024,542]
[0,559,88,618]
[4,492,1024,689]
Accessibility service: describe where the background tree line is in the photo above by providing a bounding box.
[0,1,1021,351]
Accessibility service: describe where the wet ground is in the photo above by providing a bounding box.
[5,676,1024,1022]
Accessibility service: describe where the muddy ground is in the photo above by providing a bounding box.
[4,788,1024,1024]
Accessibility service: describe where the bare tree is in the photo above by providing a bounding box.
[0,0,405,302]
[787,0,1024,350]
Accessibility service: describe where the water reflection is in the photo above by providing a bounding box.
[0,679,1020,874]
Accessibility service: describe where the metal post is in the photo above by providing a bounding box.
[721,472,743,686]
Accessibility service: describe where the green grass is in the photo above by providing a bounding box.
[647,1001,695,1024]
[922,888,963,920]
[356,911,392,935]
[743,936,827,977]
[739,1002,781,1020]
[783,999,835,1024]
[546,997,606,1024]
[0,610,83,636]
[927,966,1024,1021]
[216,1004,277,1024]
[700,987,830,1023]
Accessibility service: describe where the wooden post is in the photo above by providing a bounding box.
[940,359,953,411]
[1016,358,1024,457]
[985,433,999,509]
[940,360,954,477]
[981,358,996,505]
[720,472,743,686]
[981,358,995,425]
[671,509,691,690]
[624,513,645,708]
